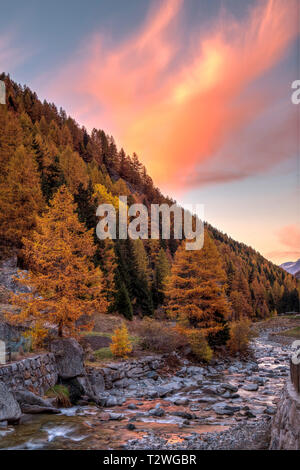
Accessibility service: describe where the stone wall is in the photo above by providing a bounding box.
[0,352,165,397]
[270,380,300,450]
[0,353,58,395]
[91,355,164,389]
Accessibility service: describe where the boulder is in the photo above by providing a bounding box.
[264,406,276,415]
[109,413,124,420]
[13,389,58,414]
[149,404,165,417]
[128,403,137,410]
[220,383,238,393]
[76,371,105,401]
[171,411,194,420]
[174,397,189,406]
[212,403,237,416]
[19,404,59,414]
[243,384,259,392]
[88,372,105,397]
[50,338,85,379]
[198,396,218,404]
[127,423,136,430]
[0,381,22,422]
[105,395,125,407]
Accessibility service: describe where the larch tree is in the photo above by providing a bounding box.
[99,238,118,306]
[131,239,154,316]
[59,146,89,194]
[0,108,23,180]
[110,323,132,358]
[229,270,253,320]
[0,145,44,247]
[7,186,107,337]
[166,232,231,347]
[250,278,269,319]
[154,247,170,306]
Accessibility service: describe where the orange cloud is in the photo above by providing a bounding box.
[49,0,298,190]
[278,224,300,252]
[267,224,300,263]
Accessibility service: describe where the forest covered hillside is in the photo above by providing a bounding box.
[0,72,299,333]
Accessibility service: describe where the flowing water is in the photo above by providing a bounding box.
[0,335,291,450]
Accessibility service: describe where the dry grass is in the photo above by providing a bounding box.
[254,316,300,333]
[280,326,300,339]
[93,312,149,337]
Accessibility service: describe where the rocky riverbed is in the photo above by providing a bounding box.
[0,329,292,450]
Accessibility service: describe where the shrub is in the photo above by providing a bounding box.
[227,318,254,355]
[136,318,187,354]
[23,322,48,350]
[110,323,133,358]
[186,329,213,362]
[46,385,71,407]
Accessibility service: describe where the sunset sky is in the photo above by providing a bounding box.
[0,0,299,264]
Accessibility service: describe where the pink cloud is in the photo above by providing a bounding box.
[267,224,300,263]
[278,224,300,252]
[47,0,298,190]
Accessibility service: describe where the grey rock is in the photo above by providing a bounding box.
[201,386,219,396]
[88,372,105,396]
[50,338,84,379]
[127,423,136,430]
[149,406,165,417]
[14,389,55,410]
[127,367,144,378]
[20,404,59,414]
[128,403,138,410]
[114,378,132,388]
[0,382,22,422]
[147,371,158,380]
[109,413,125,420]
[172,411,194,420]
[220,383,238,393]
[212,403,240,416]
[174,397,189,406]
[146,390,159,398]
[264,406,276,415]
[243,384,259,392]
[105,396,119,407]
[198,396,218,404]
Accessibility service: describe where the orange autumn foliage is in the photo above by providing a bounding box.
[166,231,231,347]
[110,323,132,358]
[0,145,44,247]
[6,186,107,337]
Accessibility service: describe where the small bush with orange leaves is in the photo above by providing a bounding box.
[186,328,213,363]
[227,318,255,355]
[110,323,133,358]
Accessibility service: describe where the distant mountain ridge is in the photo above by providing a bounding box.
[280,259,300,276]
